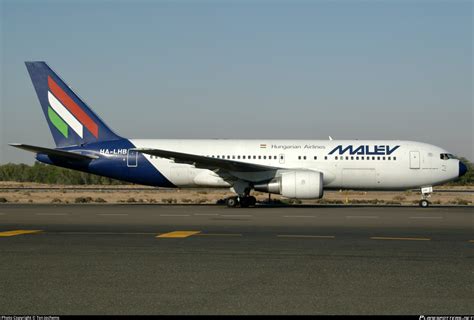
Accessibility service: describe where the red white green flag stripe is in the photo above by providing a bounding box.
[48,91,83,138]
[47,76,99,139]
[47,104,69,138]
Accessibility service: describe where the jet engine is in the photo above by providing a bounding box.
[254,170,323,199]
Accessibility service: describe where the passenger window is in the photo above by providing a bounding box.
[361,156,364,160]
[258,156,261,159]
[314,156,317,160]
[324,156,328,160]
[382,157,385,160]
[335,156,338,160]
[377,157,380,160]
[356,157,359,160]
[393,157,397,160]
[388,157,391,160]
[274,156,277,160]
[298,156,301,160]
[351,156,354,160]
[303,156,307,160]
[372,156,375,160]
[263,156,267,160]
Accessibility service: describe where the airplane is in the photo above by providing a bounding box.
[10,61,467,208]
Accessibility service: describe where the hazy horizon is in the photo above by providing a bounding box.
[1,0,472,164]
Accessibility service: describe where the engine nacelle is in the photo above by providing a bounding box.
[254,170,324,199]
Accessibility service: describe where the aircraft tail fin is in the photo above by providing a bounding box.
[25,61,122,147]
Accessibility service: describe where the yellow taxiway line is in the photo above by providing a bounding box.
[156,231,201,238]
[0,230,43,237]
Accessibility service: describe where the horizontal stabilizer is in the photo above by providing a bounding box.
[9,143,99,161]
[134,148,278,172]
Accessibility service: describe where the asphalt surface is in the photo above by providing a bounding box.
[0,204,473,315]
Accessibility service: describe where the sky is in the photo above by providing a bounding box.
[0,0,472,164]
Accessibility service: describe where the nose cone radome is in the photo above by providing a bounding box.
[459,161,468,177]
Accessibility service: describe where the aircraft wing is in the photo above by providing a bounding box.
[133,148,279,172]
[9,143,99,161]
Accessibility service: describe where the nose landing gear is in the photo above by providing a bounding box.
[419,186,433,208]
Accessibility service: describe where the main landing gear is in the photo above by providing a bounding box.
[226,181,257,208]
[419,186,433,208]
[226,196,257,208]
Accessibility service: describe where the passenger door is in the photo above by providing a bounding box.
[127,149,138,167]
[409,151,420,169]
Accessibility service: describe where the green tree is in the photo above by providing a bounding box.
[0,162,129,185]
[455,157,473,185]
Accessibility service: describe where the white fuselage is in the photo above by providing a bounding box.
[127,139,460,190]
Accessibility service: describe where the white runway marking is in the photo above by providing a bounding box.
[278,235,335,239]
[96,213,129,216]
[0,213,5,215]
[283,215,317,218]
[159,214,190,217]
[221,214,253,217]
[371,236,431,241]
[409,216,443,220]
[36,213,69,216]
[194,213,219,216]
[346,216,379,219]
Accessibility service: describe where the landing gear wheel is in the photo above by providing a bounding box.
[249,196,257,206]
[239,196,256,208]
[240,197,250,208]
[419,199,430,208]
[226,197,239,208]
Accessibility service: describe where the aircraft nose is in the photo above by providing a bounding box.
[459,161,468,177]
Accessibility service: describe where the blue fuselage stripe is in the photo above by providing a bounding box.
[35,139,175,188]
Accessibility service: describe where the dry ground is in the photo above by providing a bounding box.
[0,181,472,205]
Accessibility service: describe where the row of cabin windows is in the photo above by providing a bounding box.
[147,155,281,160]
[334,155,397,161]
[208,155,282,160]
[301,155,397,161]
[202,155,397,161]
[150,155,397,161]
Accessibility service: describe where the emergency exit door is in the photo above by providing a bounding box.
[279,154,285,164]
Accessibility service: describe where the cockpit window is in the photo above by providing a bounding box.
[440,153,456,160]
